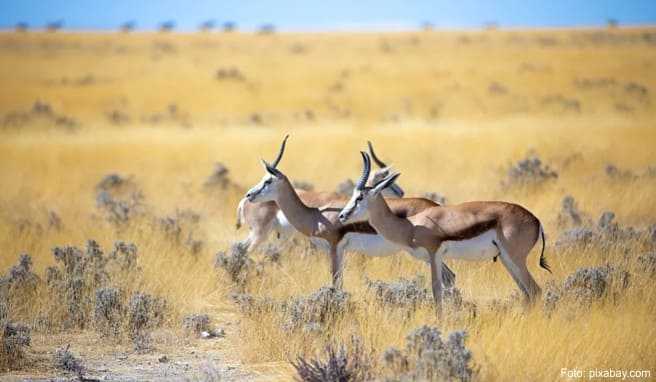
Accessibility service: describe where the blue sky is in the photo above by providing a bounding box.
[1,0,655,31]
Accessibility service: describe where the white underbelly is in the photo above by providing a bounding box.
[439,229,499,261]
[340,233,404,257]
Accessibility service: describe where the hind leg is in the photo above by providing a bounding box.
[495,239,541,304]
[441,262,456,289]
[234,218,275,254]
[429,250,444,318]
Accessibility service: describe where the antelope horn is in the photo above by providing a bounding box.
[367,141,387,168]
[271,134,289,168]
[357,151,371,190]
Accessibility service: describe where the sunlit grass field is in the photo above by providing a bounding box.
[1,27,655,380]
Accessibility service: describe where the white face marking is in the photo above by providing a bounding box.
[339,188,370,223]
[246,173,280,203]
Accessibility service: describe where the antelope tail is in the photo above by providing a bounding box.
[538,224,551,273]
[235,198,247,230]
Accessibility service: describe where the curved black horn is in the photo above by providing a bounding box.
[357,151,371,190]
[367,141,387,168]
[271,134,289,168]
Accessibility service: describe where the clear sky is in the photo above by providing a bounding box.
[1,0,655,31]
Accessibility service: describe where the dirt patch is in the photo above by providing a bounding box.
[1,312,258,381]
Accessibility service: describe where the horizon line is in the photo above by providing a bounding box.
[3,22,656,34]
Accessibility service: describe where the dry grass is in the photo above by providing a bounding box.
[1,27,655,380]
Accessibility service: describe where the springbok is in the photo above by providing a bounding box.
[235,139,404,254]
[338,152,550,316]
[243,137,456,288]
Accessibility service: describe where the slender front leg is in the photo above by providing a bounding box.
[330,244,344,289]
[429,250,443,319]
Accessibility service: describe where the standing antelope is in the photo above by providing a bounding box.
[235,139,405,254]
[339,152,551,316]
[243,136,456,288]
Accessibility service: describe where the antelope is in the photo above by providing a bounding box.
[338,152,551,316]
[235,139,404,254]
[243,136,456,288]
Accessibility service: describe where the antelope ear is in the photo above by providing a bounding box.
[377,167,391,177]
[261,159,283,178]
[372,173,401,195]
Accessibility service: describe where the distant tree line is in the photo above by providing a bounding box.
[10,18,625,33]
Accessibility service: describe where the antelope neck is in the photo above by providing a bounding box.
[368,194,415,248]
[274,177,319,236]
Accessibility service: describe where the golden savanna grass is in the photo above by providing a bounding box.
[1,27,655,380]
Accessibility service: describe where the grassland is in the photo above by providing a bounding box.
[0,27,655,380]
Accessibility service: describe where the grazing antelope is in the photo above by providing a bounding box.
[235,140,404,254]
[243,136,456,288]
[338,152,550,316]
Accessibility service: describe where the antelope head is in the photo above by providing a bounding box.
[339,151,400,223]
[245,135,290,203]
[367,141,404,198]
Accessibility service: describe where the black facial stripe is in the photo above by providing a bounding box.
[344,199,360,218]
[251,183,266,197]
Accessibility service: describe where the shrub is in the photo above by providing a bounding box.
[132,331,153,353]
[108,241,139,272]
[1,254,40,302]
[127,292,166,353]
[637,252,656,277]
[96,191,144,224]
[127,292,167,337]
[1,101,79,130]
[366,277,476,318]
[556,210,648,249]
[0,300,6,323]
[46,240,145,330]
[382,326,474,381]
[215,68,245,82]
[204,163,232,189]
[292,338,372,382]
[366,277,429,309]
[158,209,203,255]
[215,242,252,286]
[488,82,508,95]
[1,322,31,370]
[335,179,355,196]
[503,153,558,187]
[282,287,351,331]
[557,195,589,227]
[48,241,111,328]
[555,227,597,248]
[540,94,581,113]
[230,293,276,316]
[292,180,315,191]
[53,345,83,374]
[94,287,123,337]
[544,264,630,312]
[95,174,145,225]
[182,314,211,337]
[605,164,637,180]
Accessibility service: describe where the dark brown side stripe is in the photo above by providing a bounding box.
[443,219,497,241]
[339,221,377,235]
